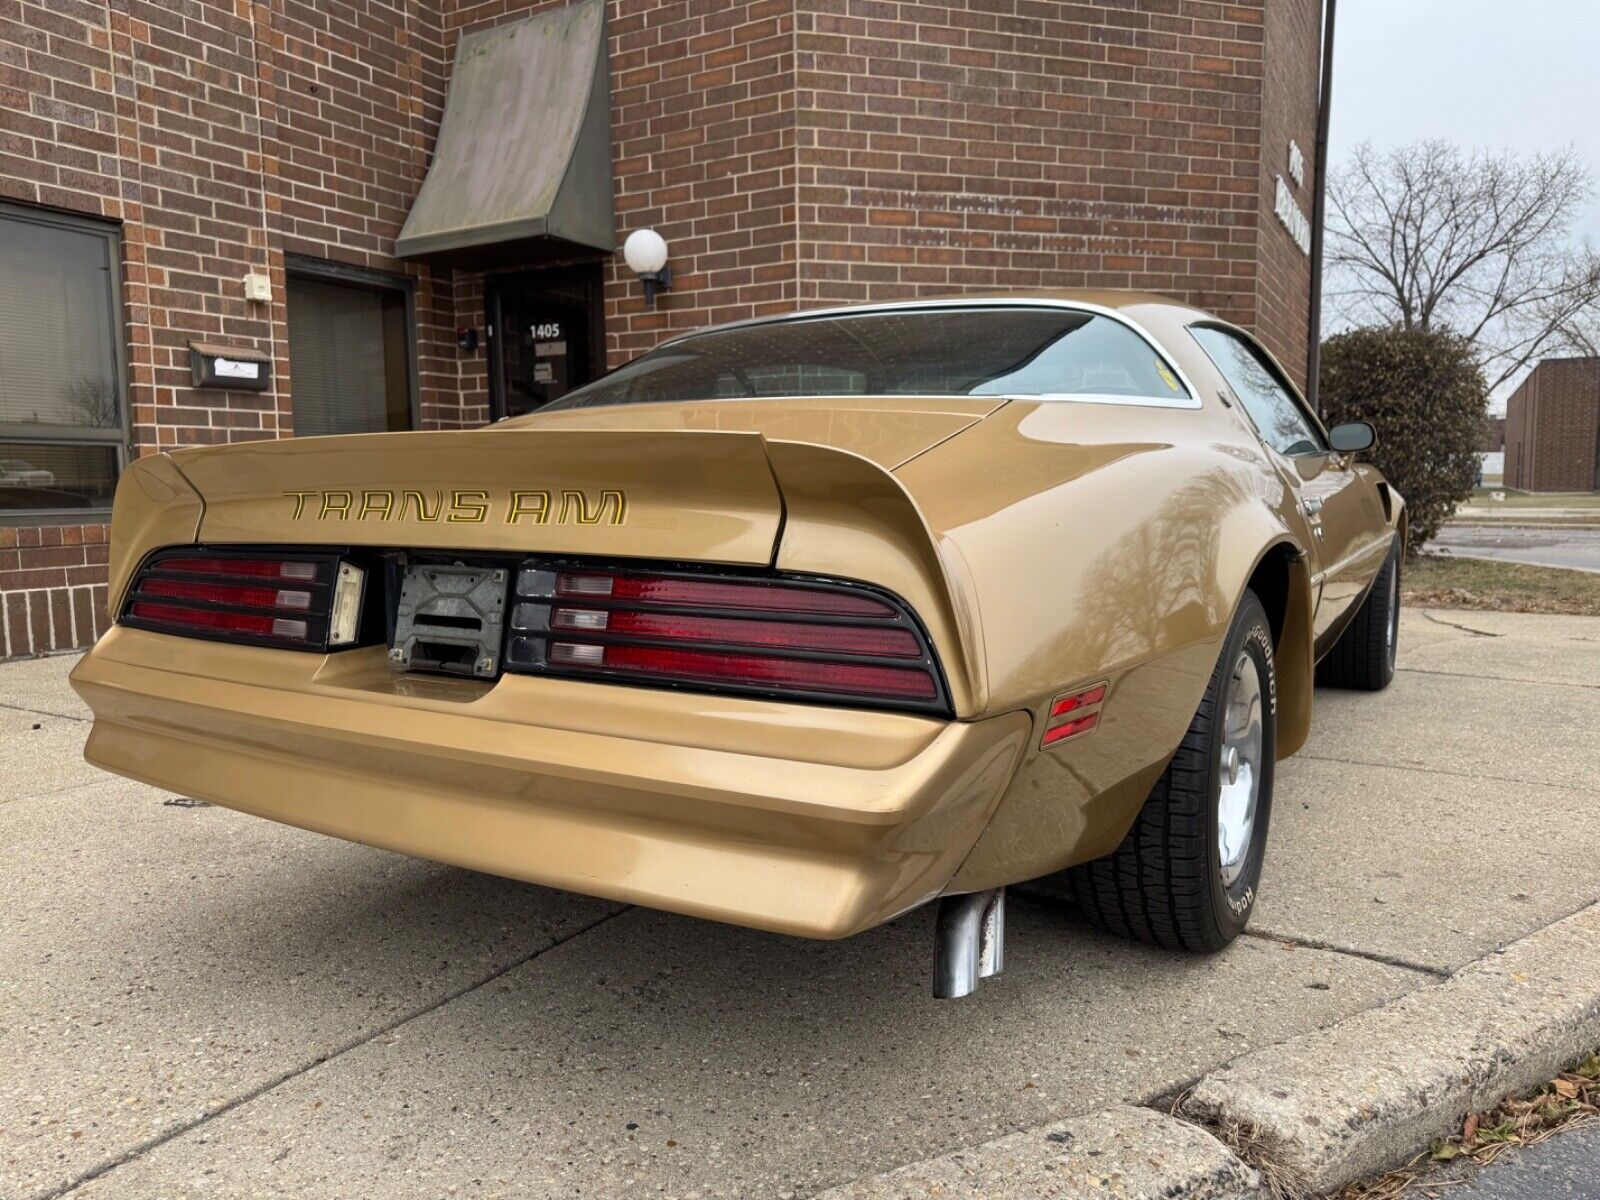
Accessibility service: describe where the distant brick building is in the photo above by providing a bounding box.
[1504,358,1600,492]
[1483,415,1506,453]
[1,0,1326,658]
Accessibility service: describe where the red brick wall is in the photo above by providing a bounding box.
[1504,358,1600,492]
[0,525,111,659]
[1255,0,1319,387]
[0,0,462,657]
[443,0,801,378]
[1,0,1323,658]
[791,1,1271,330]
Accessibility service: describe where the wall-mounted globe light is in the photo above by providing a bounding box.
[623,228,672,309]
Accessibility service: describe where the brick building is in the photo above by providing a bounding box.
[1504,357,1600,492]
[1,0,1326,659]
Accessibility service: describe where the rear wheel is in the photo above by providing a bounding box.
[1065,591,1276,952]
[1315,540,1400,691]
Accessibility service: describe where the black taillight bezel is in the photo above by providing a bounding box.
[121,546,352,652]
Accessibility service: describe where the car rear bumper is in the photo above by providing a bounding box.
[70,627,1030,938]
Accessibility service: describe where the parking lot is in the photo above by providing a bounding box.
[4,605,1599,1200]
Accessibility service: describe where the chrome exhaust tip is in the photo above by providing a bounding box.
[933,887,1005,999]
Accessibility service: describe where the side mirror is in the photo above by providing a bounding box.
[1328,421,1376,454]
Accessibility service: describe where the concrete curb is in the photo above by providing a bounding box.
[819,904,1600,1200]
[1181,902,1600,1195]
[812,1104,1266,1200]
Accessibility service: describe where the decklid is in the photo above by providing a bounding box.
[168,398,1001,566]
[173,428,783,565]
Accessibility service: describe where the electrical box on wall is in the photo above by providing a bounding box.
[190,342,272,392]
[243,272,273,303]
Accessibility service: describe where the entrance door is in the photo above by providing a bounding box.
[487,265,605,419]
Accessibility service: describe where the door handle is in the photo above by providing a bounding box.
[1302,496,1324,515]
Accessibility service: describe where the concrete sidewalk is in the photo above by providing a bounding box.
[2,606,1597,1199]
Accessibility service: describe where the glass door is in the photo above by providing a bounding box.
[488,265,605,419]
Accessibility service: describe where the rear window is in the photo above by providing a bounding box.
[543,307,1192,411]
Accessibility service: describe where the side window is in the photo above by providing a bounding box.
[1189,325,1326,456]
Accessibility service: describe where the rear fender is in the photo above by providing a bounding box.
[766,440,986,717]
[107,454,204,613]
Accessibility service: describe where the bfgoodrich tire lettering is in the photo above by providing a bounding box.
[1066,590,1277,952]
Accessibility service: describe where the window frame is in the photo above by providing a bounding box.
[284,255,422,435]
[0,201,130,525]
[1186,320,1332,457]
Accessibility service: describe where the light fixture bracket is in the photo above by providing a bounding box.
[641,264,673,309]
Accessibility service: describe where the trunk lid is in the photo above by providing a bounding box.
[173,428,785,565]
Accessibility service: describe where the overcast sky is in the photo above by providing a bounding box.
[1329,1,1600,242]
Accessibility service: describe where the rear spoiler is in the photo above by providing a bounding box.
[106,429,988,713]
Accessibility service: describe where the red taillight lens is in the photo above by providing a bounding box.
[139,578,313,611]
[158,556,320,581]
[128,601,309,641]
[548,642,938,700]
[553,607,923,658]
[556,571,895,617]
[510,566,947,713]
[121,549,358,650]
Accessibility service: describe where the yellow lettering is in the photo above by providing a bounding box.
[399,490,442,522]
[358,489,394,520]
[560,489,627,526]
[285,490,317,519]
[449,489,489,523]
[319,490,353,520]
[506,490,552,525]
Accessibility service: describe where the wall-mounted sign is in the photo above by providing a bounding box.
[1288,140,1306,188]
[190,341,272,391]
[1274,175,1312,257]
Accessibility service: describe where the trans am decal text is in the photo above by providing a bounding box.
[284,489,628,526]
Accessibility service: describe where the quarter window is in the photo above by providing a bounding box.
[0,204,126,517]
[1190,325,1326,456]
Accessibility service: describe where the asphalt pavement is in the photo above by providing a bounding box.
[1430,524,1600,572]
[1444,1122,1600,1199]
[2,606,1598,1199]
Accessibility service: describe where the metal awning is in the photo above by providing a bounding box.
[396,0,614,266]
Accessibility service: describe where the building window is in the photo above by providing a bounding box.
[0,203,126,518]
[286,262,417,437]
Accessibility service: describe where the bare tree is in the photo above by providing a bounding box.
[1325,140,1600,392]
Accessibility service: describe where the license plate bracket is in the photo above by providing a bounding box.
[390,562,509,678]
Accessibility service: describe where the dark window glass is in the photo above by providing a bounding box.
[0,443,118,511]
[1190,325,1326,456]
[544,308,1191,411]
[287,276,413,437]
[0,213,120,429]
[0,205,125,518]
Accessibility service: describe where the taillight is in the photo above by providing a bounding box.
[506,566,949,714]
[121,548,367,651]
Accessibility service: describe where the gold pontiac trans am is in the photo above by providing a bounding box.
[72,294,1405,997]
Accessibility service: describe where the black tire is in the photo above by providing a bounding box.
[1315,540,1400,691]
[1065,591,1276,952]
